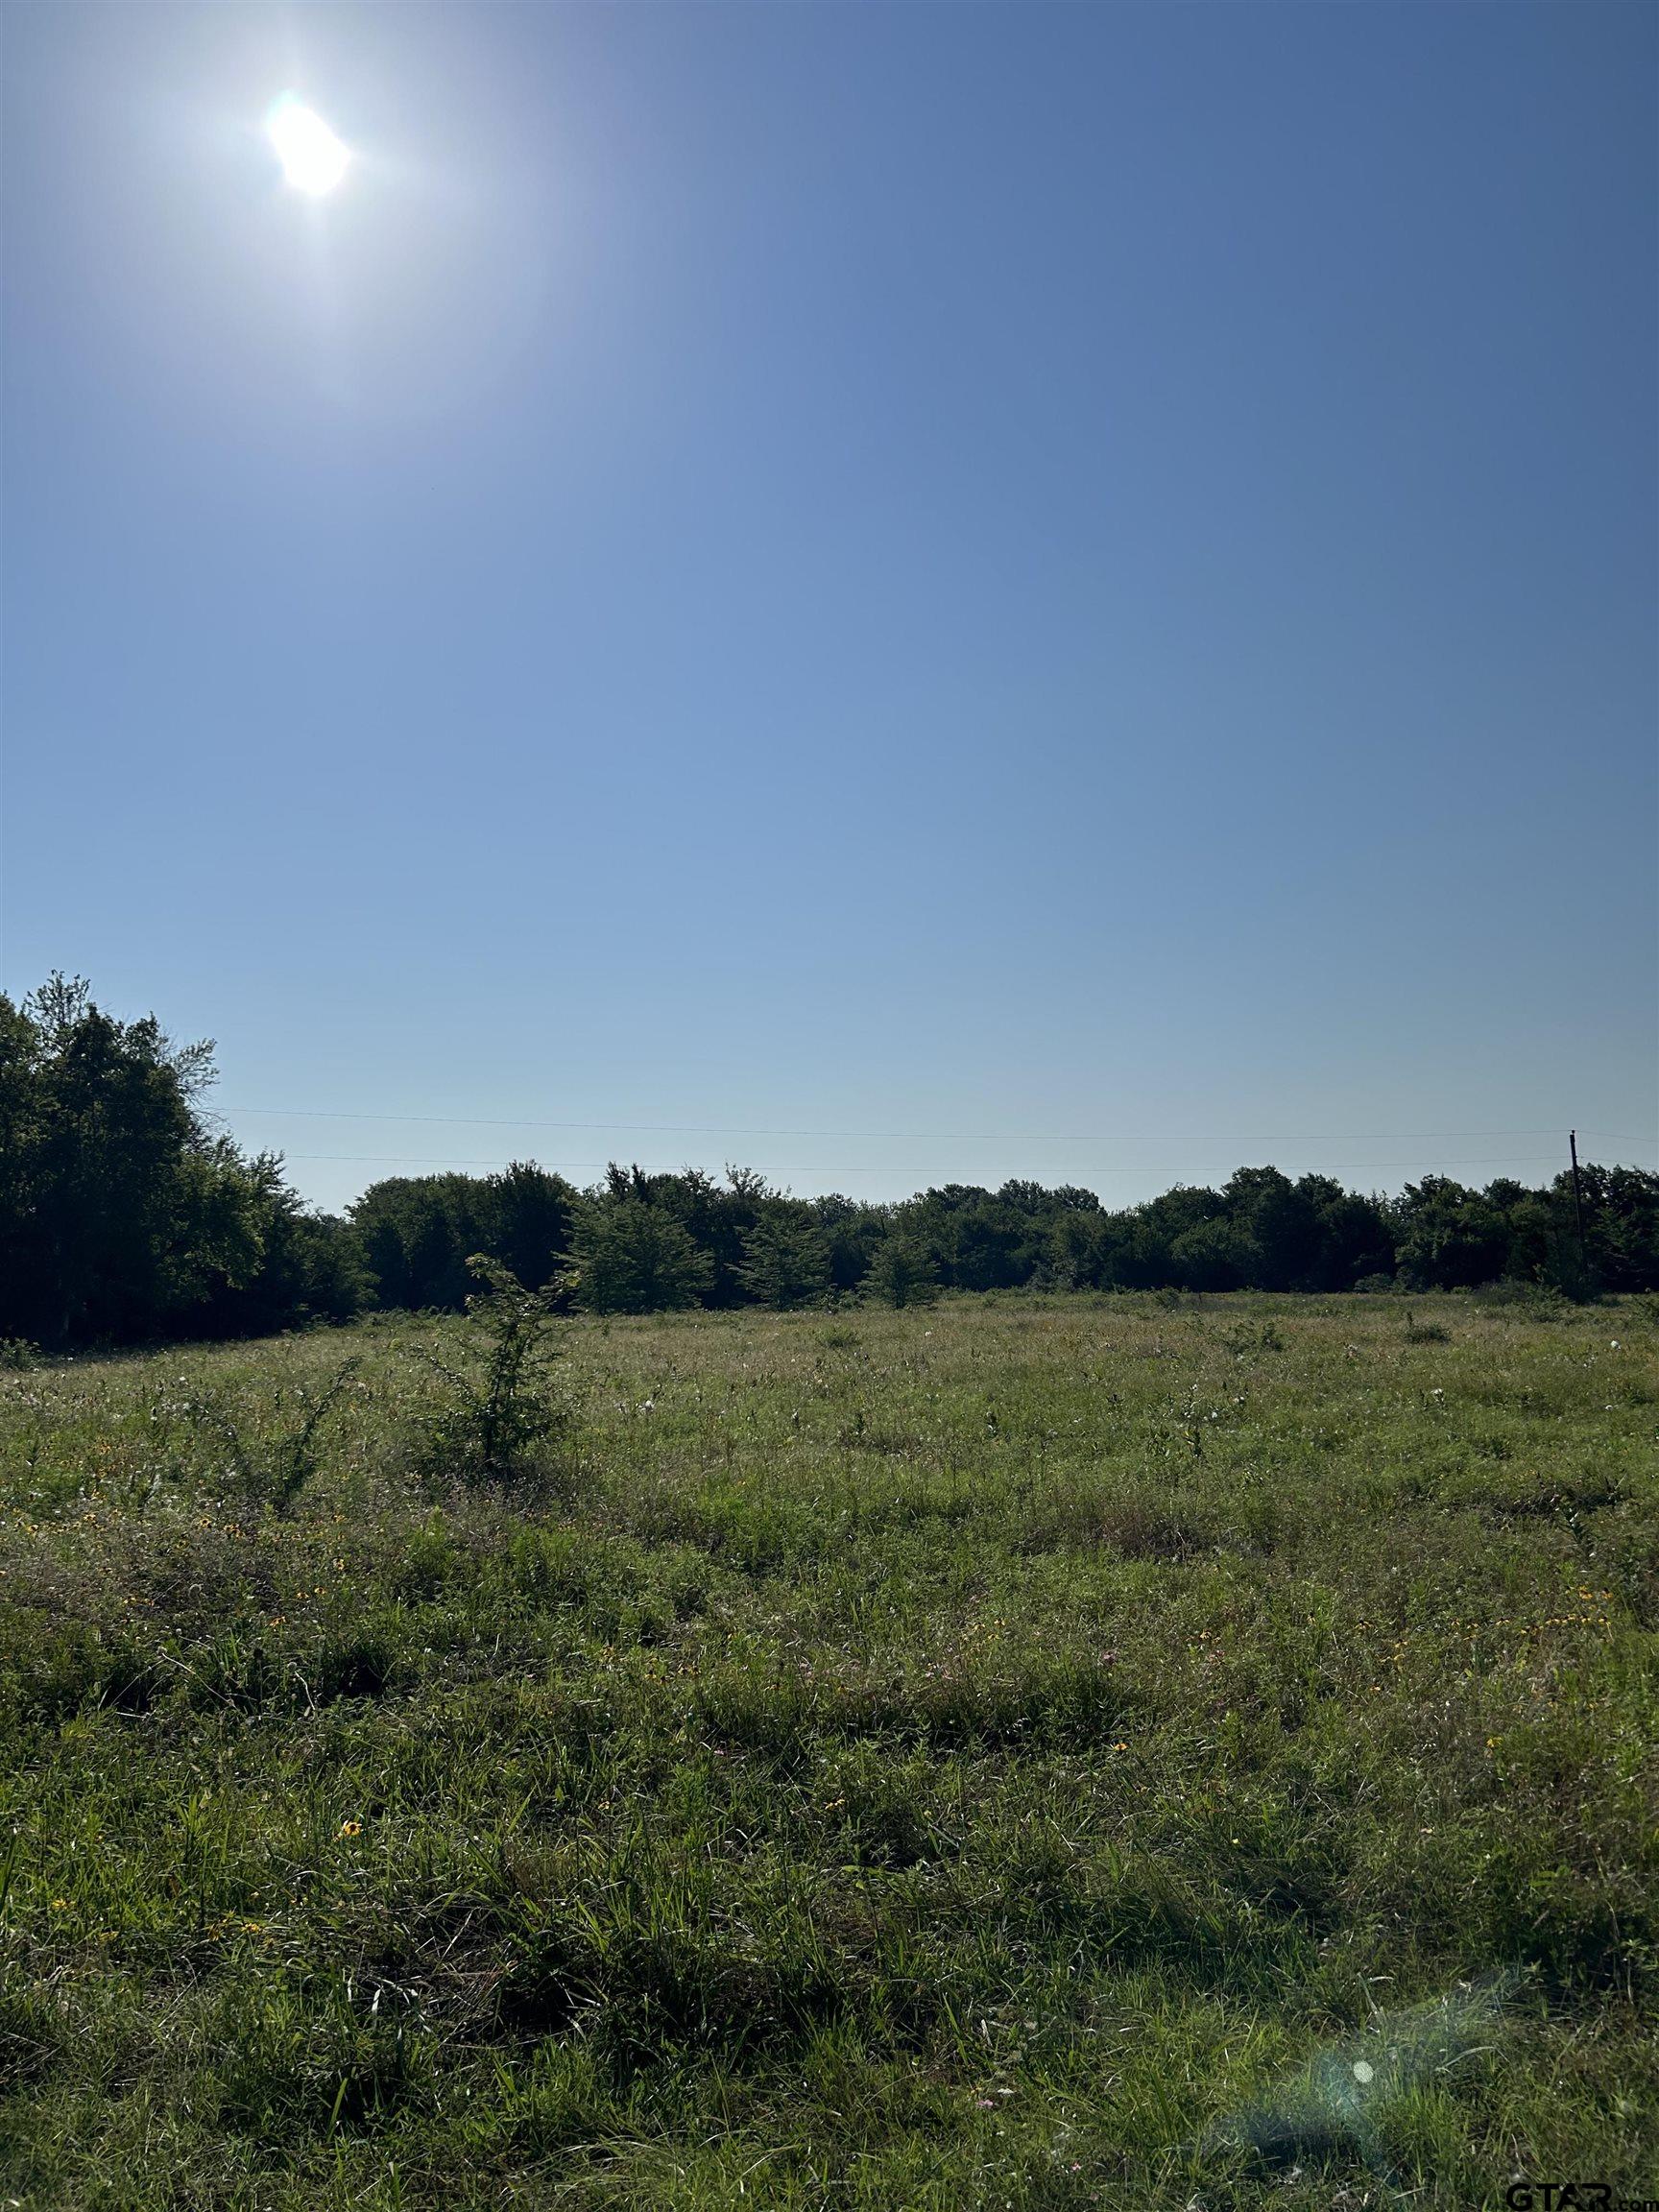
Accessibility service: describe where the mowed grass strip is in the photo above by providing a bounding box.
[0,1293,1654,2208]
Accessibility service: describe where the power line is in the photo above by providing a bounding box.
[273,1149,1617,1177]
[212,1104,1654,1147]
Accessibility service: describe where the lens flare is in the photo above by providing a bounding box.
[267,96,349,196]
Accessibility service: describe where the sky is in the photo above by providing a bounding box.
[3,2,1654,1215]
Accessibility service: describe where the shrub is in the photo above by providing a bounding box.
[415,1258,569,1485]
[1474,1279,1569,1316]
[260,1356,362,1514]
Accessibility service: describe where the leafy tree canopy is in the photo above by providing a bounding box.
[11,977,1656,1343]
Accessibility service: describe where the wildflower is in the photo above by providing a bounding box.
[338,1819,361,1838]
[49,1897,68,1911]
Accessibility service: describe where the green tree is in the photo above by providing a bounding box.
[738,1207,832,1310]
[1393,1177,1510,1289]
[1572,1164,1659,1292]
[567,1200,713,1313]
[897,1187,1024,1291]
[200,1160,368,1336]
[599,1165,763,1307]
[350,1165,574,1314]
[0,975,271,1345]
[814,1193,890,1294]
[480,1163,579,1305]
[1221,1166,1316,1289]
[1297,1175,1396,1289]
[1168,1214,1245,1292]
[863,1238,938,1309]
[1047,1208,1108,1289]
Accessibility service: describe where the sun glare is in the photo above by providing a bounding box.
[267,96,349,196]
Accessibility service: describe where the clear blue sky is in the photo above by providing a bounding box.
[4,3,1654,1214]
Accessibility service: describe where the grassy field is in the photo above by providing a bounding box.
[0,1292,1654,2209]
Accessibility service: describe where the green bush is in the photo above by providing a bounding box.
[414,1258,570,1484]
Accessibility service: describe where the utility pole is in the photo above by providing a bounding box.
[1568,1129,1588,1284]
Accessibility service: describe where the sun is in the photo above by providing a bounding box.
[267,95,349,196]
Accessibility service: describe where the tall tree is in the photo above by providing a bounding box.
[0,977,277,1344]
[567,1200,714,1313]
[738,1207,832,1310]
[862,1238,938,1310]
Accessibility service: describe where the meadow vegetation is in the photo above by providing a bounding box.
[1,1291,1654,2208]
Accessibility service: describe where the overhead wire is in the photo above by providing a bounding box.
[212,1104,1653,1148]
[261,1149,1624,1179]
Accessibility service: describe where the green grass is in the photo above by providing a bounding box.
[0,1293,1654,2209]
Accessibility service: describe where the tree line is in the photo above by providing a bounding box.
[4,977,1654,1350]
